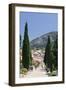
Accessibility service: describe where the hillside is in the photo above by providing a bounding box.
[30,31,58,49]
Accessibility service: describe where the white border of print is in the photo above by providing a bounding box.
[15,6,62,84]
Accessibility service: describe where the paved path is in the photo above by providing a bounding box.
[20,63,48,78]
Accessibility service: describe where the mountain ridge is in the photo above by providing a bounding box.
[30,31,58,49]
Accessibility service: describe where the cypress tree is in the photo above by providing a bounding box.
[44,35,58,73]
[20,34,22,48]
[22,22,32,70]
[52,37,58,70]
[49,51,55,72]
[44,36,51,68]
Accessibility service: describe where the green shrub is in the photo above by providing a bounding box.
[48,71,57,76]
[20,68,28,75]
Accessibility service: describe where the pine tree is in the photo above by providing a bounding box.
[22,22,32,70]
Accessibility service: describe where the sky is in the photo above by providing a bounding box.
[20,12,58,41]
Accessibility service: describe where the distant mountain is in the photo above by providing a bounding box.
[30,31,58,49]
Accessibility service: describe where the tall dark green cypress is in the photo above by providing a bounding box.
[44,36,51,68]
[52,37,58,70]
[44,36,58,73]
[20,34,22,48]
[22,22,32,70]
[49,50,55,72]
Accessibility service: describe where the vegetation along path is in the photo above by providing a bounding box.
[20,63,48,78]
